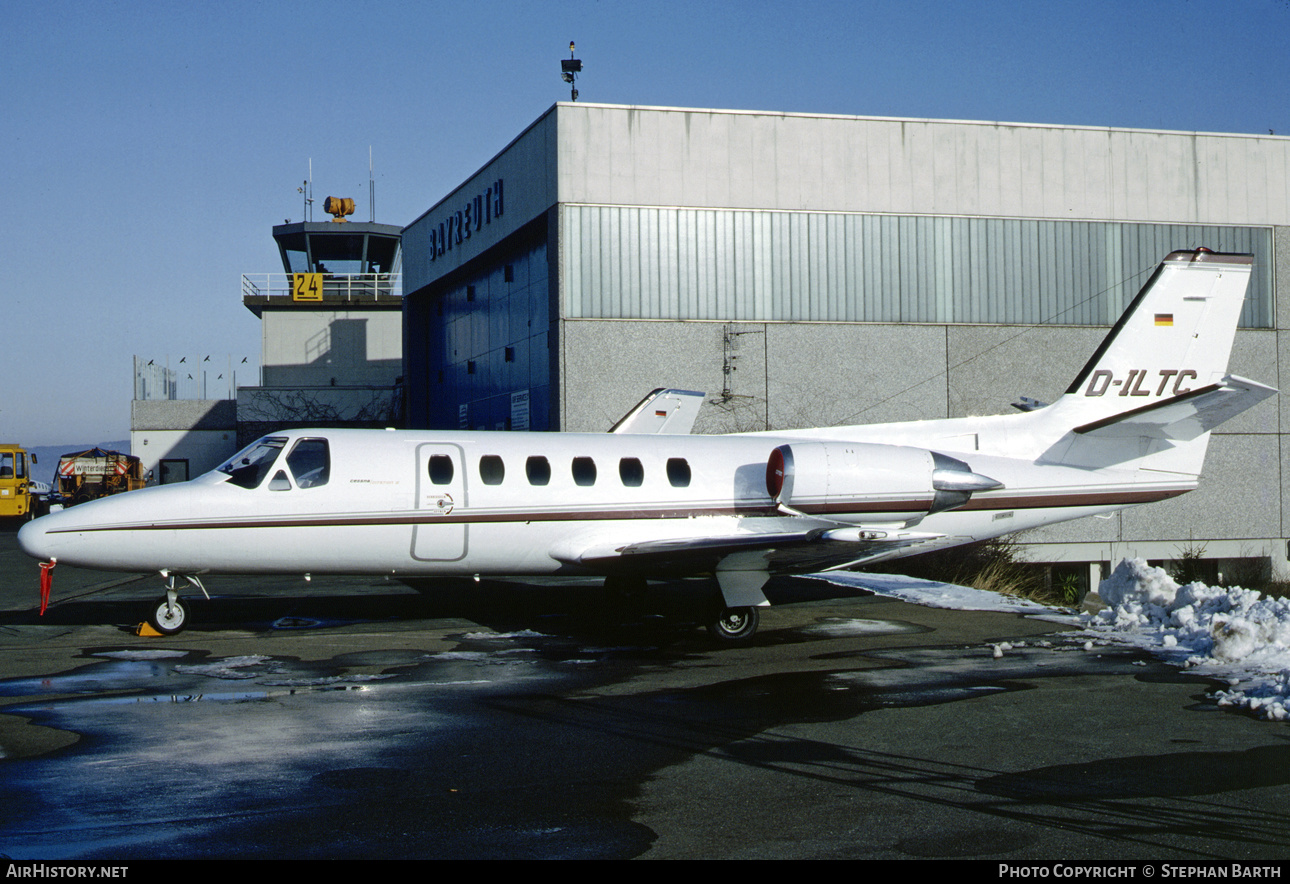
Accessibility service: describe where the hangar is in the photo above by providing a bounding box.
[401,101,1290,581]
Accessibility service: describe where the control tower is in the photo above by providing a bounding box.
[237,196,404,444]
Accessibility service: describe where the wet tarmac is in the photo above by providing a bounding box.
[1,527,1288,860]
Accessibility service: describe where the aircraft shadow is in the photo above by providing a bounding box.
[0,573,877,641]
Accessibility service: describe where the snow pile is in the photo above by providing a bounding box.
[1086,558,1290,720]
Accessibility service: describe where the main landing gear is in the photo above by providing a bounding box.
[146,573,207,636]
[707,605,759,643]
[602,575,762,643]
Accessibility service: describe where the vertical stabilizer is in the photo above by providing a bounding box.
[1059,249,1251,422]
[1040,249,1258,469]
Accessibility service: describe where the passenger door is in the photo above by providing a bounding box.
[412,443,467,562]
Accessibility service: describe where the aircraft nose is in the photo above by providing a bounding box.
[17,516,54,562]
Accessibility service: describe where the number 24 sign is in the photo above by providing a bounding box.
[292,273,324,301]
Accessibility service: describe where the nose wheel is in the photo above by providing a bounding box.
[150,594,187,635]
[145,574,207,636]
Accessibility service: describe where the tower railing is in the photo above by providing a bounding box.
[241,273,403,302]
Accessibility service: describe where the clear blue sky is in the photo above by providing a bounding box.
[4,0,1287,445]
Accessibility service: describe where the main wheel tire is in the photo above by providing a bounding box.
[707,606,759,643]
[150,596,188,635]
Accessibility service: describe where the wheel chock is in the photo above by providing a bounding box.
[136,622,164,637]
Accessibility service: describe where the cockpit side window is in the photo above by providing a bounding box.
[219,437,287,489]
[286,438,330,488]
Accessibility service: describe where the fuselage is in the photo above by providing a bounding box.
[17,423,1187,578]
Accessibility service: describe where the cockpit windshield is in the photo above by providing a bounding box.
[218,437,287,489]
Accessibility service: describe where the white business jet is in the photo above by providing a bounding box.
[19,249,1276,639]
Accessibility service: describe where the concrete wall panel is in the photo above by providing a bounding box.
[1119,434,1281,542]
[1222,331,1280,436]
[260,310,402,388]
[559,320,755,433]
[551,104,1290,226]
[764,323,948,429]
[945,326,1102,419]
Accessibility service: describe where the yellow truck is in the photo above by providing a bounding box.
[0,444,46,521]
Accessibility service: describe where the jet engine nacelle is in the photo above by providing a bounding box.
[765,442,1001,523]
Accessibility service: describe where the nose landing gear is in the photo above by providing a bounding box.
[144,573,207,636]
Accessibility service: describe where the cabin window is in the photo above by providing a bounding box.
[286,438,330,488]
[268,470,292,492]
[572,457,597,486]
[220,437,287,489]
[428,454,455,485]
[0,453,12,479]
[618,457,644,487]
[526,456,551,486]
[479,455,505,485]
[666,458,692,488]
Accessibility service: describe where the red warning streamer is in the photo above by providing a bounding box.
[39,561,55,616]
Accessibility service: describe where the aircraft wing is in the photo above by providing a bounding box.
[608,389,706,434]
[558,527,946,577]
[1072,374,1277,441]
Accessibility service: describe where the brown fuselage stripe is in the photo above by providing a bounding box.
[48,487,1189,534]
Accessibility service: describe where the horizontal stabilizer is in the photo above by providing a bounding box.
[609,389,706,435]
[1072,375,1276,441]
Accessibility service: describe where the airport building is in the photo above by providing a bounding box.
[399,102,1290,583]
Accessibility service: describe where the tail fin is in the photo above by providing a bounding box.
[609,388,706,434]
[1066,249,1250,412]
[1039,249,1274,468]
